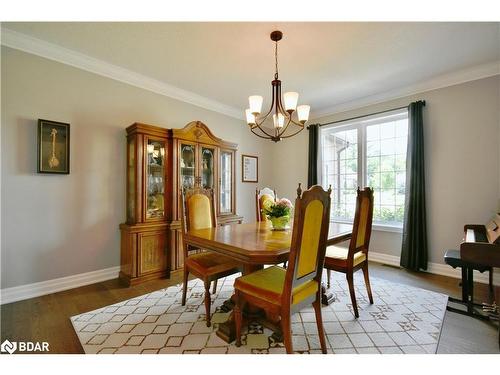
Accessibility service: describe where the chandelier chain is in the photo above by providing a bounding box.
[274,41,278,80]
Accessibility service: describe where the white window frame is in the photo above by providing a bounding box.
[318,108,408,233]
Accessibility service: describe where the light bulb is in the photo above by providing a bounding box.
[245,109,256,125]
[147,144,154,154]
[297,105,310,124]
[273,113,285,128]
[249,95,263,115]
[284,92,299,112]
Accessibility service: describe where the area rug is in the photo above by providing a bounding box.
[70,272,448,354]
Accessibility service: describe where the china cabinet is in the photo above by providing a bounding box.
[119,123,172,286]
[169,121,242,270]
[120,121,242,286]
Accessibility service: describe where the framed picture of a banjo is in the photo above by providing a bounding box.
[37,119,70,174]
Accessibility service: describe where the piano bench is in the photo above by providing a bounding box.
[444,249,494,305]
[444,249,492,273]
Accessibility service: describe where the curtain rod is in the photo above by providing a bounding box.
[310,100,426,128]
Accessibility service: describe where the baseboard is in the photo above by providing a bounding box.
[0,266,120,305]
[369,251,500,286]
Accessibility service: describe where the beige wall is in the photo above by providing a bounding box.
[272,76,500,264]
[1,47,273,288]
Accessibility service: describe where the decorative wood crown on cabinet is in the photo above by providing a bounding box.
[119,121,242,286]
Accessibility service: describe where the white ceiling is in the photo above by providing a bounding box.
[3,22,500,118]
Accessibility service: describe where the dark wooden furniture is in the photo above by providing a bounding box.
[444,250,493,310]
[324,187,375,318]
[445,213,500,319]
[183,218,352,343]
[255,187,277,222]
[119,121,242,286]
[234,184,331,354]
[180,187,241,327]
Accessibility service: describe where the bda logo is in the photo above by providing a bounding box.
[1,339,17,354]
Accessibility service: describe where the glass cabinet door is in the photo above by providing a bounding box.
[180,143,196,189]
[146,139,166,219]
[126,137,136,223]
[201,147,215,189]
[220,150,233,214]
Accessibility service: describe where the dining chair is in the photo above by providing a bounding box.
[255,187,277,222]
[324,187,375,318]
[180,186,241,326]
[234,184,332,354]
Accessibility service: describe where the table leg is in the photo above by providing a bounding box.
[321,283,335,305]
[216,264,264,343]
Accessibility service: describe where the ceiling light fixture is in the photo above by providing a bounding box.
[245,30,310,142]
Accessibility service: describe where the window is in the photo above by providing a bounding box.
[319,109,408,228]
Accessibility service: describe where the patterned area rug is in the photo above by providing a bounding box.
[71,272,448,354]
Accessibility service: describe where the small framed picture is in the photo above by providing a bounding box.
[242,154,258,183]
[37,119,70,174]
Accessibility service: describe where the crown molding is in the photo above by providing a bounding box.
[2,27,498,124]
[311,60,500,120]
[0,27,244,120]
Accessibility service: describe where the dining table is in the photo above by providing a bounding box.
[183,221,353,343]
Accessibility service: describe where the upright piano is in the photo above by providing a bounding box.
[461,213,500,268]
[445,213,500,316]
[460,214,500,348]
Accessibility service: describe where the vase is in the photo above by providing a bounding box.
[269,215,290,231]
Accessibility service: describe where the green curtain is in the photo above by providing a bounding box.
[400,100,428,271]
[307,124,319,188]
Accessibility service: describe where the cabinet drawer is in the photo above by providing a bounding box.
[138,230,167,276]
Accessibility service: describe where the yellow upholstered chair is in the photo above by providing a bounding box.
[324,187,375,318]
[255,187,277,222]
[180,187,240,326]
[234,184,332,354]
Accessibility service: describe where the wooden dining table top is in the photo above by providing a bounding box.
[184,221,353,265]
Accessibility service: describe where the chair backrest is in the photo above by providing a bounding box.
[282,184,332,306]
[180,187,217,257]
[255,187,277,222]
[348,187,374,259]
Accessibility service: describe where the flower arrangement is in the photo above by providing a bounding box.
[263,198,293,230]
[263,198,293,218]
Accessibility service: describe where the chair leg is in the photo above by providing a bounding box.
[212,279,218,295]
[347,273,359,318]
[312,298,327,354]
[204,281,212,327]
[327,269,331,289]
[234,291,243,347]
[181,269,189,306]
[362,263,374,305]
[280,312,293,354]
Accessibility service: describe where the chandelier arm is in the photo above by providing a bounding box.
[278,124,306,139]
[255,110,273,129]
[278,116,293,138]
[258,81,277,122]
[276,83,287,115]
[251,126,276,139]
[252,121,277,138]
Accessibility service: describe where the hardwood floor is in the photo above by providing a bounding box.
[1,262,498,354]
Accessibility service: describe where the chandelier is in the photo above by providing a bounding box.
[245,30,310,142]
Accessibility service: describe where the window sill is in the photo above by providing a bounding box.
[332,220,403,234]
[372,224,403,233]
